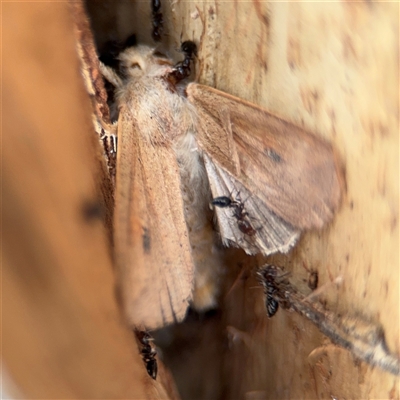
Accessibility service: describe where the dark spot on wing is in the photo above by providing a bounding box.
[265,148,282,163]
[81,199,105,222]
[308,271,319,291]
[142,227,151,253]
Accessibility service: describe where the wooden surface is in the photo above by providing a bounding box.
[3,1,399,399]
[91,1,399,399]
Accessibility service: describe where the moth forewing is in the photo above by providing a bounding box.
[187,83,343,230]
[114,103,194,330]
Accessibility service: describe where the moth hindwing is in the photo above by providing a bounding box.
[109,44,342,330]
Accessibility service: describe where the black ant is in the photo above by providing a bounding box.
[135,331,158,380]
[257,265,280,318]
[151,0,163,42]
[211,193,257,236]
[168,41,198,84]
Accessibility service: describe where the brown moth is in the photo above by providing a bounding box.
[101,40,343,330]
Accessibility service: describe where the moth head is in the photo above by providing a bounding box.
[118,45,173,79]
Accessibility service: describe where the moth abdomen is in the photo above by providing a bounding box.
[175,133,224,312]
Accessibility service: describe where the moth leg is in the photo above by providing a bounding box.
[99,126,118,183]
[99,61,123,89]
[95,60,123,182]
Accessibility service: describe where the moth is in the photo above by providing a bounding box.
[97,27,343,331]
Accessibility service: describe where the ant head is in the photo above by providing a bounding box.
[180,41,198,58]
